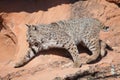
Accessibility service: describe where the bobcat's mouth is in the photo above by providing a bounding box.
[28,39,38,47]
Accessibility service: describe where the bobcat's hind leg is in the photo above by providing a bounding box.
[63,40,81,68]
[86,39,100,64]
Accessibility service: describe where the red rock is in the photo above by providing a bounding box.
[0,0,120,80]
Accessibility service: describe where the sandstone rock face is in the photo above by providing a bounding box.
[0,0,120,80]
[0,14,17,62]
[0,0,71,64]
[106,0,120,4]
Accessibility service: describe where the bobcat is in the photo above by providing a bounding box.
[14,17,109,68]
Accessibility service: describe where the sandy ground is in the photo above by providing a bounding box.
[0,0,120,80]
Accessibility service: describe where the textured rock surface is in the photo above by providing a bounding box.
[106,0,120,4]
[0,0,120,80]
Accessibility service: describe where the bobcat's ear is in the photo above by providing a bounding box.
[25,24,31,28]
[32,25,37,30]
[25,24,37,30]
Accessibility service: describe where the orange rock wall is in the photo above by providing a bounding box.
[0,0,120,80]
[0,0,71,62]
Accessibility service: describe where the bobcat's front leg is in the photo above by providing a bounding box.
[14,46,39,68]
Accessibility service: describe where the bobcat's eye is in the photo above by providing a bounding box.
[34,42,39,47]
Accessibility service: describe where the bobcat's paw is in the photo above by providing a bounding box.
[73,60,82,68]
[13,62,23,68]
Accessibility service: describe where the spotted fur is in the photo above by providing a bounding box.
[14,17,108,68]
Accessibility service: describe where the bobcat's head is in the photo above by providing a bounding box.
[26,24,39,47]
